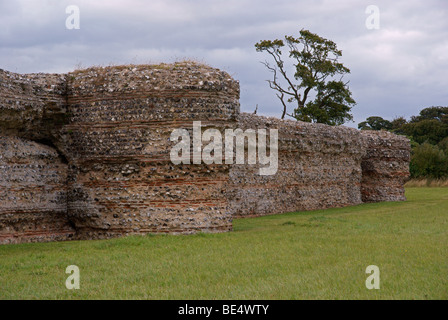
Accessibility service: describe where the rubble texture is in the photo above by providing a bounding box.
[228,113,366,217]
[0,63,410,244]
[0,69,67,142]
[0,136,73,244]
[360,130,411,202]
[62,63,239,238]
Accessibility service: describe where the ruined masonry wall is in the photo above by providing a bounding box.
[0,69,72,244]
[0,136,73,244]
[61,63,240,239]
[0,69,67,142]
[228,113,366,217]
[360,130,410,202]
[0,63,410,244]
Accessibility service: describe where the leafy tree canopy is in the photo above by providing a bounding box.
[255,29,355,125]
[410,142,448,179]
[359,106,448,179]
[401,119,448,145]
[358,116,392,131]
[411,106,448,123]
[359,106,448,145]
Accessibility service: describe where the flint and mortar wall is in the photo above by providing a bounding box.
[0,69,67,142]
[0,63,410,244]
[360,130,410,202]
[228,113,366,217]
[228,114,410,217]
[0,69,72,244]
[60,63,239,238]
[0,136,73,244]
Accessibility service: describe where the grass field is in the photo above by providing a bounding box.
[405,178,448,187]
[1,187,447,300]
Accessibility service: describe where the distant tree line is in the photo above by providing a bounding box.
[358,106,448,179]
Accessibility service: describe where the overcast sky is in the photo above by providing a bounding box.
[1,0,447,127]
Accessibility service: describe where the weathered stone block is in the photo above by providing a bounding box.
[360,130,410,202]
[227,114,366,217]
[0,62,411,244]
[0,136,73,244]
[60,63,239,238]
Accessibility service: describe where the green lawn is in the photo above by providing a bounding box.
[1,188,447,300]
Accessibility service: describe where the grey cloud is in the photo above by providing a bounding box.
[1,0,447,126]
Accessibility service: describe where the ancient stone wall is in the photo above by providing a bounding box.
[61,63,239,238]
[227,113,366,217]
[0,69,72,244]
[0,136,73,244]
[0,69,67,142]
[360,130,410,202]
[0,62,410,244]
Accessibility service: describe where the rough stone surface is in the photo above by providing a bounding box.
[0,62,410,244]
[228,113,366,217]
[360,130,411,202]
[61,63,239,238]
[0,69,67,142]
[0,136,73,244]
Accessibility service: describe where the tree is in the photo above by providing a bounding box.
[400,107,448,145]
[390,116,408,134]
[410,106,448,123]
[410,142,448,179]
[358,116,392,131]
[438,137,448,153]
[255,29,355,125]
[401,119,448,145]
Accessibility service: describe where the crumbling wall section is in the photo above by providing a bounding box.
[360,130,410,202]
[60,63,240,239]
[0,69,67,142]
[0,136,73,244]
[228,113,366,217]
[0,63,411,244]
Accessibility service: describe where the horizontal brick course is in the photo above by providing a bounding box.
[0,62,410,244]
